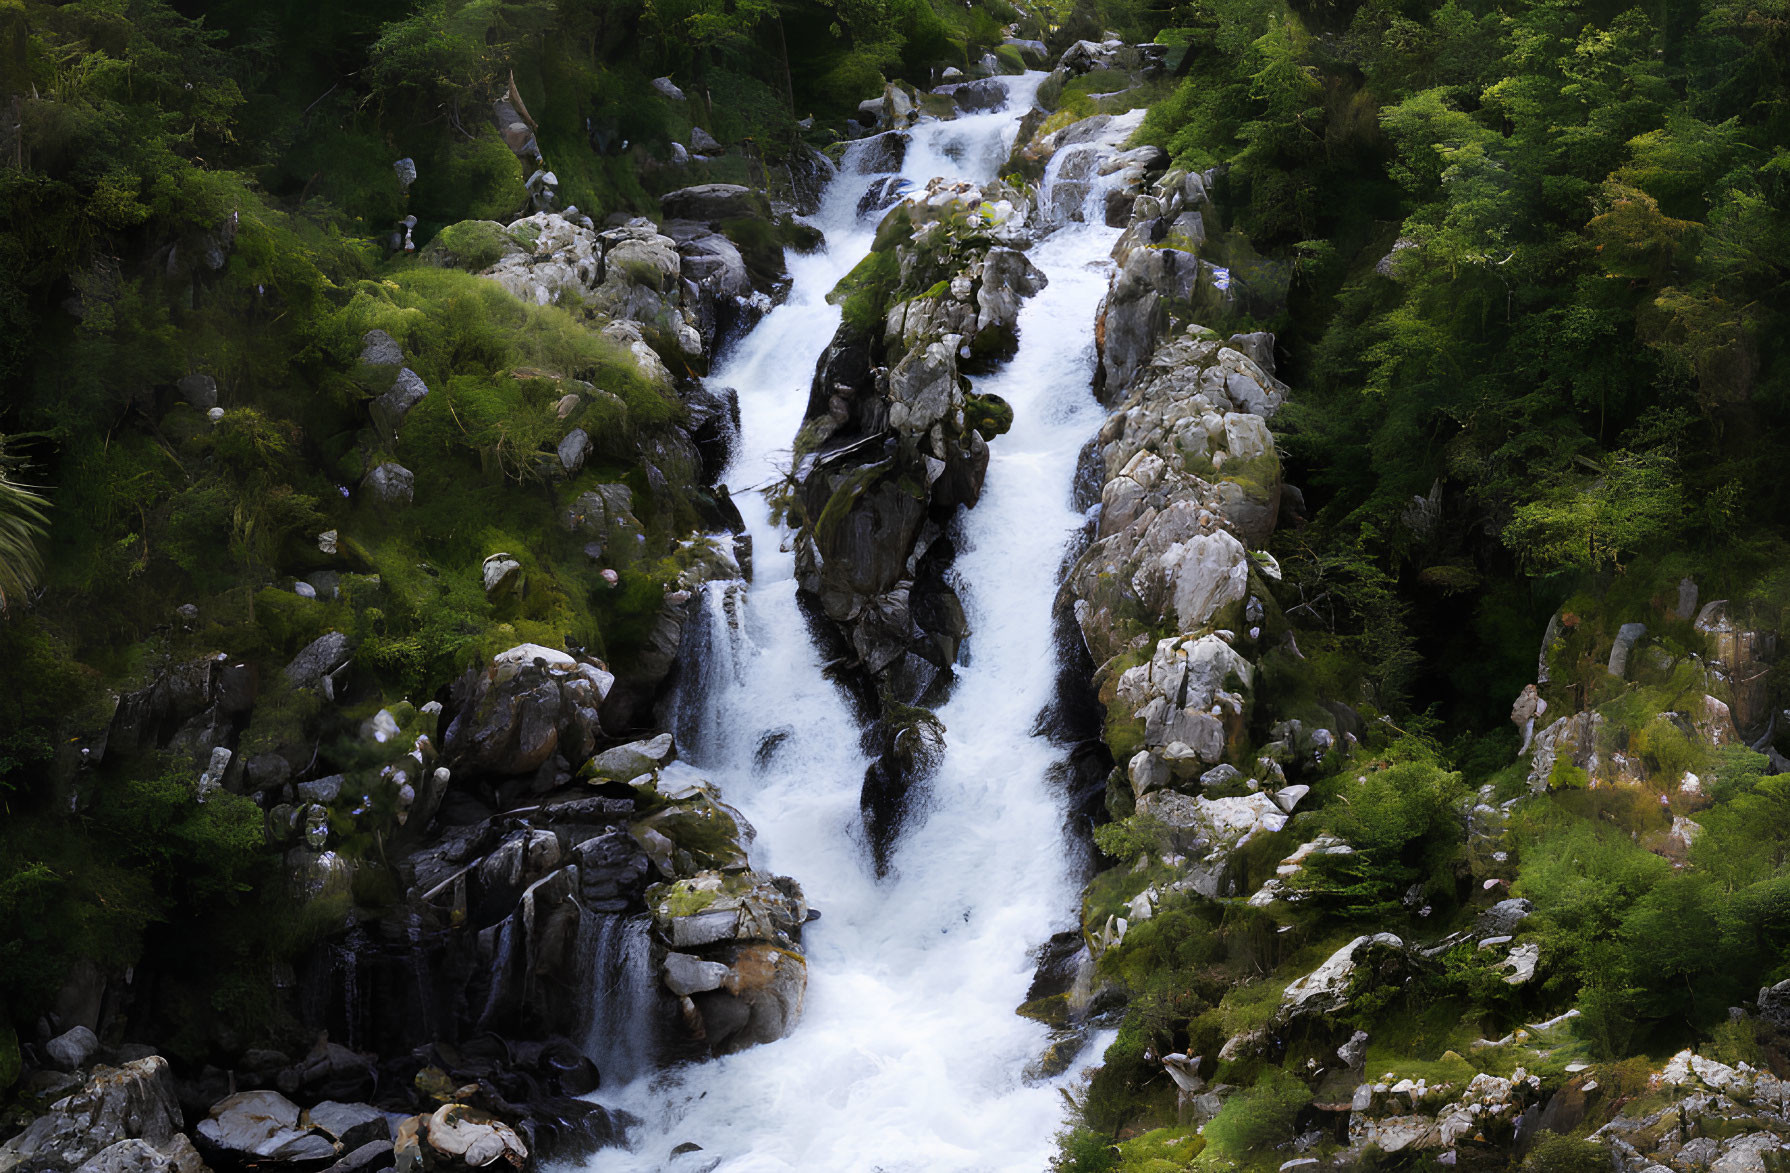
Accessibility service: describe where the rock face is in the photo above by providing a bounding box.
[0,1057,195,1173]
[1060,149,1352,1012]
[441,644,612,779]
[659,184,768,224]
[787,176,1046,866]
[1095,169,1247,393]
[1068,218,1301,816]
[1590,1052,1790,1173]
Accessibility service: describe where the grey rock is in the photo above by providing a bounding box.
[1609,622,1647,677]
[482,553,524,600]
[690,126,722,154]
[652,76,687,101]
[284,632,350,690]
[584,733,675,781]
[358,330,404,368]
[1337,1030,1370,1069]
[1227,332,1276,376]
[1677,576,1700,621]
[1375,237,1419,277]
[197,1089,337,1162]
[245,754,292,794]
[302,1102,389,1150]
[1476,897,1533,937]
[441,643,609,777]
[1711,1133,1786,1173]
[175,375,218,411]
[45,1025,100,1072]
[947,78,1007,113]
[296,774,345,805]
[1758,978,1790,1029]
[326,1141,394,1173]
[195,746,232,802]
[71,1139,182,1173]
[558,428,591,473]
[676,231,751,301]
[0,1057,185,1173]
[663,951,732,996]
[361,461,414,507]
[393,158,416,192]
[1200,763,1243,789]
[294,581,318,599]
[659,184,763,224]
[371,368,430,441]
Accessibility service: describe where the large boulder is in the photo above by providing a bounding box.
[649,868,809,1056]
[1134,790,1288,897]
[1113,634,1254,769]
[476,213,600,307]
[196,1089,338,1163]
[1281,933,1404,1013]
[441,644,613,777]
[658,185,768,225]
[0,1058,193,1173]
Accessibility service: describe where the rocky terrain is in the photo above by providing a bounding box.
[5,0,1790,1170]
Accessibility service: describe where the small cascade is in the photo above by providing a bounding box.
[578,913,657,1088]
[667,572,750,764]
[1038,110,1148,226]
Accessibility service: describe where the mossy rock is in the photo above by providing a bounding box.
[1018,991,1072,1026]
[963,392,1013,439]
[420,220,530,272]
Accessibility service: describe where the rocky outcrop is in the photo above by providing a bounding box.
[441,644,611,783]
[1059,146,1350,1016]
[788,177,1047,865]
[0,1058,199,1173]
[1068,317,1300,806]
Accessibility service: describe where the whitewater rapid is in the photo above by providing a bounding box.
[581,77,1137,1173]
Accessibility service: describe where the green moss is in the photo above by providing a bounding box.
[963,392,1013,439]
[829,248,903,332]
[425,220,525,272]
[656,880,721,919]
[1201,1067,1311,1161]
[1019,992,1072,1026]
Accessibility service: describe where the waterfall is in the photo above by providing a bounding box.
[577,74,1135,1171]
[580,913,658,1088]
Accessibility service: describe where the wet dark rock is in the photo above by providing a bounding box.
[301,1102,389,1150]
[442,645,610,777]
[323,1141,395,1173]
[658,185,767,225]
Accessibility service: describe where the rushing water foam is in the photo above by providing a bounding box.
[578,78,1140,1173]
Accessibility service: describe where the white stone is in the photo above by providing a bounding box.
[1283,934,1402,1008]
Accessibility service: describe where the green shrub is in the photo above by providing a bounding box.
[1202,1067,1312,1160]
[1295,760,1467,918]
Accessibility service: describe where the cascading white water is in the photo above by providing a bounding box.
[580,914,658,1088]
[580,79,1143,1173]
